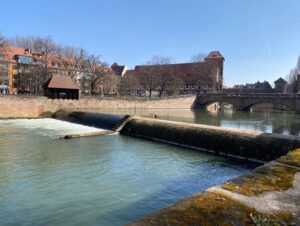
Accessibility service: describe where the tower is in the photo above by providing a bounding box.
[205,51,225,92]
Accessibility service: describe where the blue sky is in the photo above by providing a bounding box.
[1,0,299,86]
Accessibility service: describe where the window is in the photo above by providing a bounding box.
[16,55,33,64]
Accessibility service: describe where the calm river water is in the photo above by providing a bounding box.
[0,119,250,226]
[85,108,300,136]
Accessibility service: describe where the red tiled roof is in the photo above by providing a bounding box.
[46,74,80,90]
[123,69,136,77]
[111,64,126,76]
[0,46,32,61]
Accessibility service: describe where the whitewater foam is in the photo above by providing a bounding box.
[0,118,105,138]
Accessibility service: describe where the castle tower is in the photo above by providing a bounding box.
[274,77,287,93]
[205,51,225,92]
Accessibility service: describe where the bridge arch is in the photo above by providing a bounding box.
[243,102,275,112]
[244,101,293,112]
[196,100,237,110]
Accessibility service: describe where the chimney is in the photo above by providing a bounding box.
[24,48,32,55]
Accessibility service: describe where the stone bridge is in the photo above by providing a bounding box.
[193,93,300,112]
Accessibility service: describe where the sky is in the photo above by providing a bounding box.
[0,0,299,86]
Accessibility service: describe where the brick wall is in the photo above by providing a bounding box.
[0,95,196,118]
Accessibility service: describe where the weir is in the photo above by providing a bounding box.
[54,110,130,131]
[54,110,300,162]
[52,111,300,225]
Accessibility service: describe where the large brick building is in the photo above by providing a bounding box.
[124,51,224,96]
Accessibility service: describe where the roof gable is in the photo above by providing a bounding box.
[274,77,287,84]
[45,74,80,90]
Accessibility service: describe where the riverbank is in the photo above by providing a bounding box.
[128,149,300,225]
[0,95,196,118]
[119,117,300,225]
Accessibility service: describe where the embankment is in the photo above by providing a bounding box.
[128,149,300,226]
[121,117,300,162]
[0,95,195,118]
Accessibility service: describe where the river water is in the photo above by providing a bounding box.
[84,108,300,136]
[0,119,251,226]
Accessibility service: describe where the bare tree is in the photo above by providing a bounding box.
[58,47,86,79]
[140,66,159,98]
[30,36,59,94]
[151,56,174,97]
[119,74,140,96]
[192,64,215,92]
[140,56,179,97]
[286,56,300,93]
[103,73,120,95]
[189,52,214,93]
[82,54,110,95]
[0,33,8,47]
[190,52,206,63]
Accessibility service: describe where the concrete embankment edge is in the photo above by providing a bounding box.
[127,150,300,225]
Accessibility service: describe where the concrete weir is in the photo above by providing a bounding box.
[121,117,300,163]
[53,111,300,225]
[54,110,130,132]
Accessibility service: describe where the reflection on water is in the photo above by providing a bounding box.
[0,119,251,226]
[79,108,300,136]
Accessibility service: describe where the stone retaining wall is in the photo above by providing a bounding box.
[0,95,196,118]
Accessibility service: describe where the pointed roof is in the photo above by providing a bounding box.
[205,51,224,59]
[274,77,287,84]
[45,74,80,90]
[111,64,126,76]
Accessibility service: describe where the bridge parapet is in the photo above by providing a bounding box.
[193,93,300,113]
[197,93,300,98]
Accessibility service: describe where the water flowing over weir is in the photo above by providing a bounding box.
[54,110,300,163]
[54,110,129,131]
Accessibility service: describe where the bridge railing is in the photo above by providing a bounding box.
[197,93,300,98]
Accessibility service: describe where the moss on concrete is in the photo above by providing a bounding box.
[128,191,294,226]
[221,163,298,196]
[276,148,300,168]
[53,110,72,120]
[128,147,300,225]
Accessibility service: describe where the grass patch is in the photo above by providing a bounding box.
[276,149,300,168]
